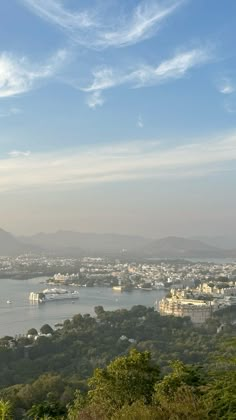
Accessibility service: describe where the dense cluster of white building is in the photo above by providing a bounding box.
[159,297,217,324]
[52,273,80,284]
[78,259,236,288]
[0,255,78,276]
[159,278,236,324]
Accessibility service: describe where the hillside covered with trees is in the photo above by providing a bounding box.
[0,305,235,418]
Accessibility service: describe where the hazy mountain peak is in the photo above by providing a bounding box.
[0,228,235,258]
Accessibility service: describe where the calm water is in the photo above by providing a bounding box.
[0,278,165,337]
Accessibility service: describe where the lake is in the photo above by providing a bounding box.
[0,278,166,337]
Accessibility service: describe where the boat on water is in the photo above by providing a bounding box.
[138,285,153,291]
[112,285,133,292]
[6,300,12,304]
[29,288,80,303]
[112,286,123,291]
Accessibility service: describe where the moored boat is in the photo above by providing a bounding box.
[29,288,79,303]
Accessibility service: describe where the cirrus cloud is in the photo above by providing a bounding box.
[77,47,212,107]
[22,0,184,49]
[0,49,67,98]
[83,48,211,93]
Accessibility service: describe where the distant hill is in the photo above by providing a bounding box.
[19,230,150,256]
[1,228,235,258]
[0,228,33,256]
[191,236,236,250]
[141,236,235,258]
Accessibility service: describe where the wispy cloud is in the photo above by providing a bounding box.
[217,77,235,95]
[22,0,184,49]
[0,49,67,98]
[216,77,236,114]
[0,107,22,118]
[1,131,236,192]
[224,101,236,114]
[86,91,105,109]
[8,150,31,158]
[80,48,211,106]
[84,48,211,92]
[137,115,144,128]
[99,1,182,48]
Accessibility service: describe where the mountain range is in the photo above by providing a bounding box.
[0,228,33,256]
[19,231,149,256]
[0,228,235,258]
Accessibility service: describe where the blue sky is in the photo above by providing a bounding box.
[0,0,236,236]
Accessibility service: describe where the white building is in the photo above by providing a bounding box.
[159,297,218,324]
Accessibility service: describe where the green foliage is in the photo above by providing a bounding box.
[1,349,236,419]
[154,360,204,401]
[88,349,159,414]
[0,374,77,417]
[40,324,54,335]
[112,400,158,420]
[0,338,14,347]
[68,355,211,420]
[0,306,235,418]
[204,371,236,419]
[27,329,38,336]
[27,401,66,419]
[0,305,234,391]
[94,306,105,319]
[0,399,12,420]
[112,387,207,420]
[202,338,236,419]
[67,390,87,420]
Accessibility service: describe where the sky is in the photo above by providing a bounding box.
[0,0,236,237]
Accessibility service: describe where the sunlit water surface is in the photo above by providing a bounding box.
[0,278,166,337]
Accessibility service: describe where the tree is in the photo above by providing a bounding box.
[87,349,160,416]
[204,371,236,419]
[0,400,12,420]
[16,373,65,410]
[40,324,54,335]
[203,338,236,419]
[27,401,66,419]
[0,337,13,343]
[67,390,87,420]
[154,360,204,401]
[94,306,105,319]
[112,391,207,420]
[27,328,38,336]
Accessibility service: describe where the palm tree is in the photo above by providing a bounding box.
[0,400,12,420]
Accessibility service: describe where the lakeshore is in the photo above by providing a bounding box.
[0,277,165,337]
